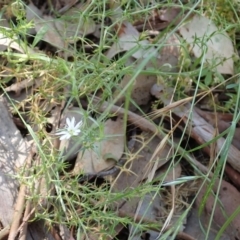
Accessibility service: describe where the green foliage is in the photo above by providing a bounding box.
[1,0,240,239]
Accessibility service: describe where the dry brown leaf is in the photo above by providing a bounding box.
[196,179,240,239]
[0,31,34,53]
[154,162,182,183]
[112,132,171,188]
[159,7,183,23]
[157,33,180,71]
[107,21,180,108]
[0,5,34,53]
[0,15,10,51]
[26,2,43,35]
[34,15,65,49]
[73,117,124,175]
[179,14,235,75]
[130,193,164,240]
[106,21,159,59]
[114,70,157,107]
[55,2,96,43]
[28,2,95,49]
[184,207,231,240]
[110,132,172,215]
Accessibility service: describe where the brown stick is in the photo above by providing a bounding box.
[8,184,26,240]
[0,226,10,239]
[8,147,35,240]
[18,200,33,240]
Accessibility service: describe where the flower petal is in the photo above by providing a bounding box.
[56,117,83,141]
[59,132,71,140]
[72,130,81,136]
[75,120,83,129]
[66,117,72,127]
[70,117,76,126]
[59,135,67,140]
[55,130,68,136]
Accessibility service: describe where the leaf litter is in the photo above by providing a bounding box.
[0,0,239,239]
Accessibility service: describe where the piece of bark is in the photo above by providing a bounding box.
[195,108,240,150]
[225,164,240,190]
[0,97,29,227]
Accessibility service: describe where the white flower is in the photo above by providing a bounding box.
[56,117,83,140]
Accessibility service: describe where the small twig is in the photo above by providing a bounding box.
[16,206,36,240]
[18,201,33,240]
[0,225,10,239]
[8,184,26,240]
[8,147,35,240]
[4,78,35,96]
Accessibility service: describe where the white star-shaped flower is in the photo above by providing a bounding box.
[56,117,83,140]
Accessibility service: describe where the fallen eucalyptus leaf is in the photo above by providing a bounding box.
[73,117,124,175]
[179,14,235,74]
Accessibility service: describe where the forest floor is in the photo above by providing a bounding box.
[0,0,240,239]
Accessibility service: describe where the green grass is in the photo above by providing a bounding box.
[1,0,240,239]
